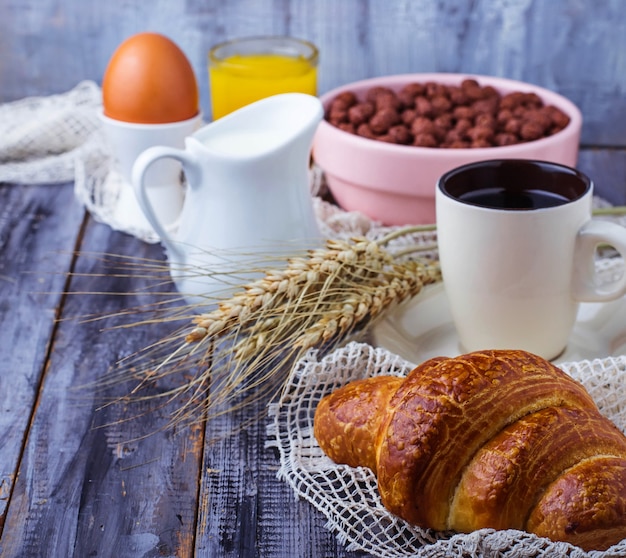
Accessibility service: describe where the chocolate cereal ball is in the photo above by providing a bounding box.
[324,79,571,149]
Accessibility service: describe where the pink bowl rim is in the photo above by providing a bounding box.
[316,72,582,157]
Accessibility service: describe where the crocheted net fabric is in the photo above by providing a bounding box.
[0,81,103,185]
[0,81,434,244]
[268,341,626,558]
[1,80,625,248]
[4,81,626,557]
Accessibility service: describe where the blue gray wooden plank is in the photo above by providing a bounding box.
[0,215,202,558]
[0,182,85,533]
[578,148,626,206]
[197,387,369,557]
[1,0,625,145]
[0,146,625,557]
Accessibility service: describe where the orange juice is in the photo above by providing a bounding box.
[209,37,318,119]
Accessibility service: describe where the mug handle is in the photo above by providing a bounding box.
[572,220,626,302]
[132,146,201,260]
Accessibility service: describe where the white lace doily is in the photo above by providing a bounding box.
[0,81,103,185]
[1,80,625,250]
[5,79,626,557]
[268,341,626,558]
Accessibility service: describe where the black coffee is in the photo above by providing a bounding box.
[458,187,571,210]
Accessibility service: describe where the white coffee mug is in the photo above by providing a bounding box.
[436,159,626,360]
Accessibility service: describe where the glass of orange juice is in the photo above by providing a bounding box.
[208,36,318,120]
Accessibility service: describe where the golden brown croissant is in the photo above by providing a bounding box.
[313,349,626,551]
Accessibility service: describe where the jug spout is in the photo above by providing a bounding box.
[196,92,323,156]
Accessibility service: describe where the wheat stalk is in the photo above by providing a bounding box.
[293,259,436,350]
[82,203,625,434]
[98,230,440,431]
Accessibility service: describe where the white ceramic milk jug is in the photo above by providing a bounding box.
[132,93,324,303]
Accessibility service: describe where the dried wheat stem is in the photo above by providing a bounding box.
[228,243,396,360]
[294,259,441,350]
[105,230,445,433]
[377,224,437,246]
[391,243,439,258]
[186,238,389,344]
[593,206,626,216]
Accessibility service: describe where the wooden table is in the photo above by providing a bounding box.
[0,148,624,557]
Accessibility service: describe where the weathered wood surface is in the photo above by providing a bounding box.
[0,182,85,531]
[1,0,626,146]
[0,181,368,557]
[0,146,625,557]
[579,148,626,206]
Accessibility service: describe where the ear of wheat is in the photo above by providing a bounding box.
[97,227,441,431]
[81,202,626,433]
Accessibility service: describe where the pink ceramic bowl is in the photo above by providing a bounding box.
[312,73,582,225]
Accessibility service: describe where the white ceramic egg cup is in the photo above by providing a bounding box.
[98,110,203,233]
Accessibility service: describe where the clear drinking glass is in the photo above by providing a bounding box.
[208,36,319,119]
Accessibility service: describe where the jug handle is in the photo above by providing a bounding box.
[132,146,201,261]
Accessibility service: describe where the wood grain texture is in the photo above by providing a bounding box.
[0,146,625,557]
[197,388,368,557]
[0,216,202,558]
[578,148,626,206]
[0,0,625,145]
[0,202,371,556]
[0,182,85,532]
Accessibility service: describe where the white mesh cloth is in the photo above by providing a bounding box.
[0,81,402,242]
[5,81,626,556]
[1,80,625,248]
[0,81,103,185]
[268,341,626,558]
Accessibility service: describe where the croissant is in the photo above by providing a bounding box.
[313,349,626,551]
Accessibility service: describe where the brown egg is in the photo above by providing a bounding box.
[103,32,199,124]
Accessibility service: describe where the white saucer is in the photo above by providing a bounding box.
[371,282,626,365]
